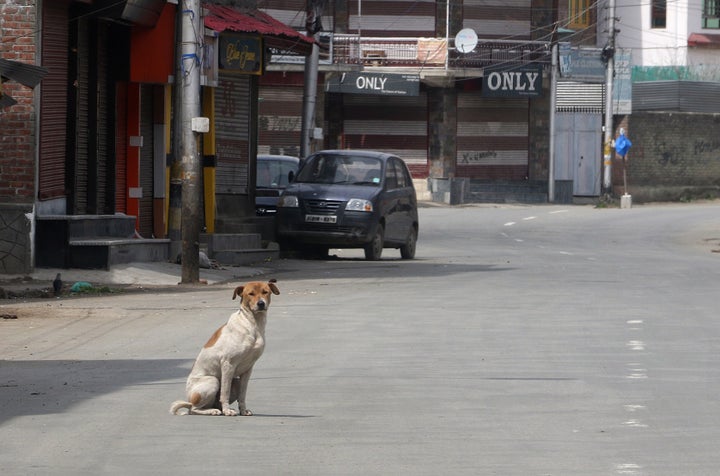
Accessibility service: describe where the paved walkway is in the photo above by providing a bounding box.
[0,260,272,299]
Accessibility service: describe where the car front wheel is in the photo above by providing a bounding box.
[400,226,417,259]
[364,224,384,260]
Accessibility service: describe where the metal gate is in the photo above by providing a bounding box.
[554,113,601,197]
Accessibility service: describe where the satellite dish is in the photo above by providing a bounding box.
[454,28,478,54]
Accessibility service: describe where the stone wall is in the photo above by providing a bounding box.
[617,112,720,202]
[1,0,38,274]
[0,204,33,274]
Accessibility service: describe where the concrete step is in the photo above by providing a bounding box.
[68,238,170,269]
[201,232,279,266]
[466,180,548,204]
[212,247,280,266]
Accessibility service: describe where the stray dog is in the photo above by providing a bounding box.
[170,279,280,416]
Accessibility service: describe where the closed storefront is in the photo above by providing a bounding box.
[214,71,252,195]
[456,92,529,180]
[258,78,303,157]
[38,1,69,203]
[340,92,428,177]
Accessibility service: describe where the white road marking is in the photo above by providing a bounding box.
[627,340,645,351]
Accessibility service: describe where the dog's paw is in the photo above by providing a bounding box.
[208,408,222,416]
[240,409,253,416]
[223,408,238,416]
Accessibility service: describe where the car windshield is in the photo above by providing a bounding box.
[294,154,382,185]
[257,158,298,189]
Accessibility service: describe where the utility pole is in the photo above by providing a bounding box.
[602,0,616,193]
[301,0,326,158]
[179,0,203,283]
[548,42,558,203]
[168,2,184,263]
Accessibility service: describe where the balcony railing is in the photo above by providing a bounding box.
[330,34,551,69]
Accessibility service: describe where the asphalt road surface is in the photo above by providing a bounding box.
[2,202,720,475]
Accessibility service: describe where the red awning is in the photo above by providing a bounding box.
[203,4,314,55]
[688,33,720,48]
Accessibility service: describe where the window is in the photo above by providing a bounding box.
[568,0,590,28]
[652,0,667,29]
[704,0,720,29]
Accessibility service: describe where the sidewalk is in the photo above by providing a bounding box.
[0,260,273,299]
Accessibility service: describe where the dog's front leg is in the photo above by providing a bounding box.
[235,368,253,416]
[219,361,238,416]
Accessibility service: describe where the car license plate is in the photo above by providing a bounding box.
[305,214,337,224]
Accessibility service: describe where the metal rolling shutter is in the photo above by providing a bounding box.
[342,93,428,177]
[74,17,90,214]
[96,21,111,214]
[258,85,302,157]
[463,0,531,40]
[456,91,529,180]
[215,72,251,194]
[115,83,128,213]
[138,85,155,238]
[38,2,69,201]
[347,0,435,36]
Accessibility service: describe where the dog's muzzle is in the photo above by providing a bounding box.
[256,300,267,311]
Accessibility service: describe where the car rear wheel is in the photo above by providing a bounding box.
[400,226,417,259]
[364,224,384,260]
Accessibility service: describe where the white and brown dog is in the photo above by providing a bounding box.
[170,279,280,416]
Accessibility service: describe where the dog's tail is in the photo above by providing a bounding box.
[169,400,192,415]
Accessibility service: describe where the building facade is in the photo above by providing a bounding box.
[598,0,720,201]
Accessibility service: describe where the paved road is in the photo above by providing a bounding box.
[2,203,720,475]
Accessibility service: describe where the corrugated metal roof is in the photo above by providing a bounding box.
[203,4,314,55]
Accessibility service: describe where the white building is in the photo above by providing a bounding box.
[598,0,720,80]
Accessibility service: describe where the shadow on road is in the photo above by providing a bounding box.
[267,257,514,282]
[0,358,189,424]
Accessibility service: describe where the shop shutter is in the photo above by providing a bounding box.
[74,17,90,214]
[215,72,251,194]
[342,93,428,177]
[463,0,531,40]
[456,91,529,180]
[138,84,155,237]
[258,85,303,157]
[96,21,111,214]
[347,0,435,36]
[38,2,69,201]
[115,83,128,213]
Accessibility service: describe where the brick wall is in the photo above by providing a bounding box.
[617,112,720,202]
[1,1,37,273]
[0,0,38,202]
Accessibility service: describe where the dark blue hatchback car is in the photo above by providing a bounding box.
[276,150,418,260]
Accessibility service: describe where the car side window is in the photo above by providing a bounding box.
[385,160,398,190]
[394,159,408,188]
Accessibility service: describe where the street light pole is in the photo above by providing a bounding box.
[179,0,202,283]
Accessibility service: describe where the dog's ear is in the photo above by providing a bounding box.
[268,279,280,295]
[232,286,244,300]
